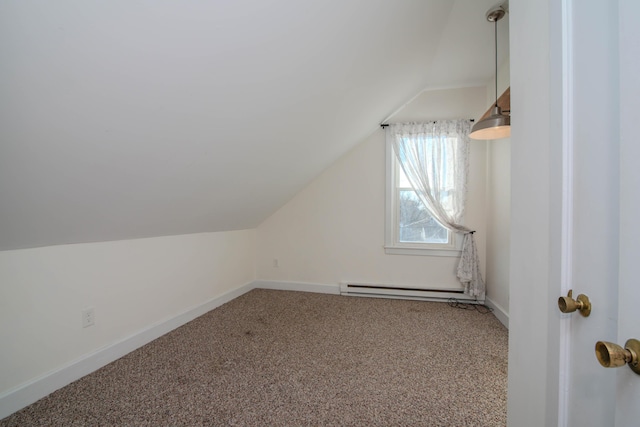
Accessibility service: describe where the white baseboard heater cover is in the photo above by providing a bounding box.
[339,282,483,303]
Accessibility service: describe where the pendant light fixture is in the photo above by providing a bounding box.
[470,5,510,140]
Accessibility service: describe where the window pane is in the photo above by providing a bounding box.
[398,190,448,243]
[398,165,412,188]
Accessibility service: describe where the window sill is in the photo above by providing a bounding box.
[384,246,461,257]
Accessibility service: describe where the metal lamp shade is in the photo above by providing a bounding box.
[469,106,511,140]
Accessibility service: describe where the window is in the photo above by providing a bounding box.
[398,177,449,244]
[384,124,466,256]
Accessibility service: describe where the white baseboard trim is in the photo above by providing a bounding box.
[0,281,255,420]
[485,296,509,329]
[252,280,340,295]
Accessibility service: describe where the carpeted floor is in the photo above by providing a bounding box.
[1,289,508,426]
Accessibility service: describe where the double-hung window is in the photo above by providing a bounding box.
[384,121,470,256]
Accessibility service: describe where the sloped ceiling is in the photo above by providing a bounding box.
[0,0,508,251]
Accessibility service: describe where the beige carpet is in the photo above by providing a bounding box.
[1,289,508,426]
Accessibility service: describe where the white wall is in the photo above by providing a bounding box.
[507,0,563,425]
[486,138,510,313]
[256,87,487,290]
[0,230,255,405]
[485,57,511,318]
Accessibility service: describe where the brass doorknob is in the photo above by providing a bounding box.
[558,290,591,316]
[595,339,640,375]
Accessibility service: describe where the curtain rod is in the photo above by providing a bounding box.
[380,119,475,129]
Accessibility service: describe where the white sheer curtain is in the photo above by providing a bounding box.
[387,121,484,299]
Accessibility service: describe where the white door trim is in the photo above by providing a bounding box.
[557,0,574,425]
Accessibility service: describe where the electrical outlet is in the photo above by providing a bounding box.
[82,307,95,328]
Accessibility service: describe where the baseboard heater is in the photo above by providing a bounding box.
[339,282,482,303]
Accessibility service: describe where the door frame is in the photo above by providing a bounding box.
[557,0,575,424]
[507,0,579,425]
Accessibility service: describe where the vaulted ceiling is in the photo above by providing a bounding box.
[0,0,509,251]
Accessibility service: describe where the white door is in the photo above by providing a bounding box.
[563,0,640,425]
[612,0,640,423]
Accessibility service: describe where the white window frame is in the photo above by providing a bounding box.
[384,137,462,257]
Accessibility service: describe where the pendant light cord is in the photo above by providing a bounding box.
[494,19,498,108]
